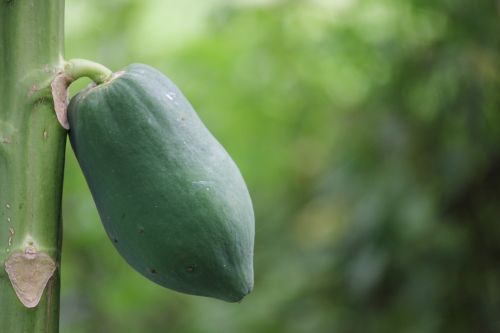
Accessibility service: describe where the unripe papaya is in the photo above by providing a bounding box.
[67,64,254,302]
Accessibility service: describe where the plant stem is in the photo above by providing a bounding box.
[64,59,113,85]
[0,0,65,332]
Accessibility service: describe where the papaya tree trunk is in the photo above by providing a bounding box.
[0,0,65,332]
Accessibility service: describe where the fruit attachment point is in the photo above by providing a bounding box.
[50,58,113,129]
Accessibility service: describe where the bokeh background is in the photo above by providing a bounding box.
[61,0,500,332]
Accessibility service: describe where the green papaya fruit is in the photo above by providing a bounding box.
[67,64,254,302]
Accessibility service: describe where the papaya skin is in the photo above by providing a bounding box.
[68,64,254,302]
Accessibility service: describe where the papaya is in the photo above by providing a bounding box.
[67,64,254,302]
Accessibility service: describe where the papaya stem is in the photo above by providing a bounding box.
[0,0,65,330]
[64,59,113,85]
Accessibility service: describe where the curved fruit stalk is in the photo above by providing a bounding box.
[51,59,114,129]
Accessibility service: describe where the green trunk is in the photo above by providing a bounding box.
[0,0,65,332]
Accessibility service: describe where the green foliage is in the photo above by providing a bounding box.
[62,0,500,332]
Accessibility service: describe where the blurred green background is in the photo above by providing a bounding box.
[61,0,500,332]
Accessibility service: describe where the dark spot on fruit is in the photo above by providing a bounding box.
[150,268,157,274]
[113,238,118,243]
[186,265,196,273]
[138,226,144,234]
